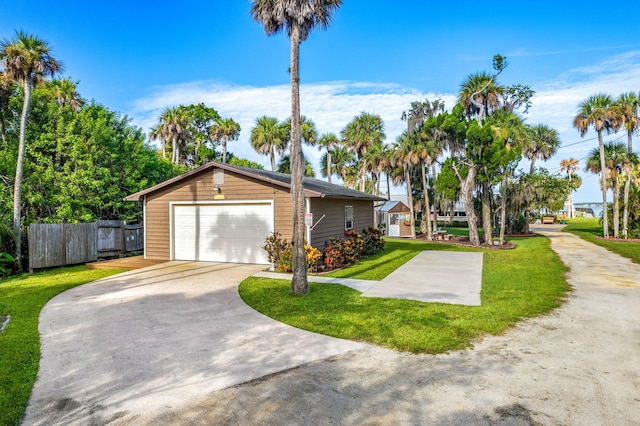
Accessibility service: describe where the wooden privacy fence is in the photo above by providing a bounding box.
[29,221,143,271]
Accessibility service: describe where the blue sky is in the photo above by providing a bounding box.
[2,1,640,203]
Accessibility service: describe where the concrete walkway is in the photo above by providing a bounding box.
[22,261,364,426]
[255,251,483,306]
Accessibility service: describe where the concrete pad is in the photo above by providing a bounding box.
[362,251,483,306]
[23,261,364,426]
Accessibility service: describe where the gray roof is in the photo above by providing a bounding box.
[126,161,387,201]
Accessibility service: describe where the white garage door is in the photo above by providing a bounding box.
[173,202,273,264]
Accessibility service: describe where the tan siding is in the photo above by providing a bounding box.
[144,168,289,260]
[309,199,374,249]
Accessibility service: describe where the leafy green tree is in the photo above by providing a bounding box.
[0,72,14,144]
[48,78,83,110]
[210,117,240,163]
[0,30,62,267]
[250,0,342,295]
[560,157,580,219]
[182,103,220,166]
[227,155,265,170]
[574,93,615,237]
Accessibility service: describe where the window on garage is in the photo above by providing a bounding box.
[345,205,354,230]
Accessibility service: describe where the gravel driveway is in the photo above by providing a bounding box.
[145,226,640,425]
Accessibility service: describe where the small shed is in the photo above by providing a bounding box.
[378,201,413,237]
[125,161,385,265]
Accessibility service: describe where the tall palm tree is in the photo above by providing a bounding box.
[1,31,62,267]
[586,142,631,238]
[250,116,287,171]
[48,78,84,111]
[458,71,504,123]
[317,132,339,183]
[524,124,560,174]
[210,117,240,163]
[251,0,342,295]
[327,145,355,183]
[391,132,420,239]
[341,112,385,192]
[362,140,390,197]
[560,158,580,219]
[155,106,191,165]
[611,92,639,238]
[574,94,615,238]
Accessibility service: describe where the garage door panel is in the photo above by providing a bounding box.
[173,203,273,264]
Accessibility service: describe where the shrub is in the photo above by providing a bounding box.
[263,232,288,266]
[276,245,322,273]
[323,240,347,270]
[362,227,385,256]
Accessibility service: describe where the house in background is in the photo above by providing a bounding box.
[125,162,385,265]
[377,201,413,237]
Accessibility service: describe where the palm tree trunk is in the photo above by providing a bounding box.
[289,23,308,295]
[222,137,228,163]
[12,82,33,269]
[482,180,492,245]
[597,130,610,238]
[499,173,508,244]
[359,164,366,192]
[623,166,631,238]
[270,146,276,171]
[326,150,332,183]
[613,180,620,238]
[386,172,391,200]
[421,162,432,240]
[431,162,439,234]
[172,136,178,164]
[405,167,416,239]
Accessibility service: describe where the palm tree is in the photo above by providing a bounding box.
[250,116,287,171]
[251,0,341,295]
[327,145,355,183]
[317,132,340,183]
[154,106,191,165]
[611,92,639,238]
[48,78,83,111]
[362,140,390,198]
[560,158,580,219]
[210,117,240,163]
[586,142,630,238]
[1,31,62,267]
[574,94,615,238]
[524,124,560,174]
[391,132,420,239]
[458,71,504,123]
[341,112,385,192]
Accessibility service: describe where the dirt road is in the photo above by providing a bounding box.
[147,226,640,425]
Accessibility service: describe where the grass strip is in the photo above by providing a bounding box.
[0,266,124,426]
[240,235,569,354]
[562,218,640,264]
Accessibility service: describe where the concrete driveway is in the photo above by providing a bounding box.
[22,261,364,426]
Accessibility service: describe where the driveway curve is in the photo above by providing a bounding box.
[22,261,364,426]
[142,226,640,425]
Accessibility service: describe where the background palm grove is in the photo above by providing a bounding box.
[1,3,639,275]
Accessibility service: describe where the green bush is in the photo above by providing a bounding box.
[276,245,322,273]
[362,227,385,256]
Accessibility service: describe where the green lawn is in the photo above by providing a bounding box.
[0,266,124,426]
[563,218,640,264]
[240,235,569,354]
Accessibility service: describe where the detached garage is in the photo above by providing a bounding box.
[126,161,385,265]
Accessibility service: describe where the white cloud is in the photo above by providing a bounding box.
[126,50,640,202]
